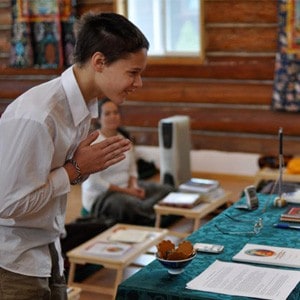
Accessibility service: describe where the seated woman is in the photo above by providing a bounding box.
[81,98,175,226]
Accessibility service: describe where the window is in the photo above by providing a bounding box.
[116,0,204,64]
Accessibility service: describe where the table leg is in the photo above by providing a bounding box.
[193,218,200,231]
[155,213,161,228]
[113,268,123,298]
[68,262,76,286]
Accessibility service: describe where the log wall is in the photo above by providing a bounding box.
[1,0,299,156]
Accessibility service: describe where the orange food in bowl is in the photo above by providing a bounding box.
[156,240,194,260]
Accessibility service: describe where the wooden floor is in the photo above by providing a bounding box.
[65,172,255,300]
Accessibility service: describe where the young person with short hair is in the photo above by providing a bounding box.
[0,12,149,299]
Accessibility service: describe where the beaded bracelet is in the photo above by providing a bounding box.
[66,158,83,185]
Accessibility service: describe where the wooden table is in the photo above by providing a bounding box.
[116,194,300,300]
[67,287,81,300]
[254,167,300,187]
[67,223,168,298]
[154,189,232,237]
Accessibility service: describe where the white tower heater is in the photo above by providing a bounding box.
[158,115,191,187]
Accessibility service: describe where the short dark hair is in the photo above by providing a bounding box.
[73,12,149,66]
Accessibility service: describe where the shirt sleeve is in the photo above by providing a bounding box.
[129,147,138,178]
[0,118,70,219]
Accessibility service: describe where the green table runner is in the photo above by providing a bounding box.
[116,194,300,300]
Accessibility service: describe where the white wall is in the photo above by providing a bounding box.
[135,146,260,177]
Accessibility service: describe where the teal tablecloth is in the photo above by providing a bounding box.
[116,194,300,300]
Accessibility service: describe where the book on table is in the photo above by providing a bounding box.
[280,206,300,223]
[178,178,219,194]
[232,243,300,268]
[158,192,202,208]
[108,228,151,243]
[84,241,132,257]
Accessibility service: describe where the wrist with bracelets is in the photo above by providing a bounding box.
[66,158,83,185]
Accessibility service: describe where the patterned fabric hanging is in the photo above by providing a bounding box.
[272,0,300,112]
[10,0,76,69]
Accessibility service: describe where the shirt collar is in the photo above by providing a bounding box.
[61,66,98,126]
[88,99,98,119]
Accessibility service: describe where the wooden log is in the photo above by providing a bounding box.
[127,128,300,156]
[120,104,300,137]
[143,57,275,80]
[129,79,273,105]
[204,0,277,23]
[206,27,277,53]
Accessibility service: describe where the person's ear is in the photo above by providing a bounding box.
[92,52,106,72]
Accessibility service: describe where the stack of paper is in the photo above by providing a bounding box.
[186,260,300,300]
[179,178,219,193]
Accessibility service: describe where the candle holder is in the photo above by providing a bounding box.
[263,128,287,211]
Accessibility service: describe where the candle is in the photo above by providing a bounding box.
[279,127,283,155]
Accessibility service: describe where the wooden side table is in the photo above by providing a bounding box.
[154,189,232,237]
[67,224,168,298]
[67,287,81,300]
[254,167,300,187]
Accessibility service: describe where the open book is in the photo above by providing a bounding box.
[232,243,300,268]
[158,192,202,208]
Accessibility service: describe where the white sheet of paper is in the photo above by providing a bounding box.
[186,260,300,300]
[109,229,150,243]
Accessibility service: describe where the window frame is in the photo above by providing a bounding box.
[115,0,205,65]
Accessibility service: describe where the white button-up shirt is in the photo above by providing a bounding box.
[0,66,98,277]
